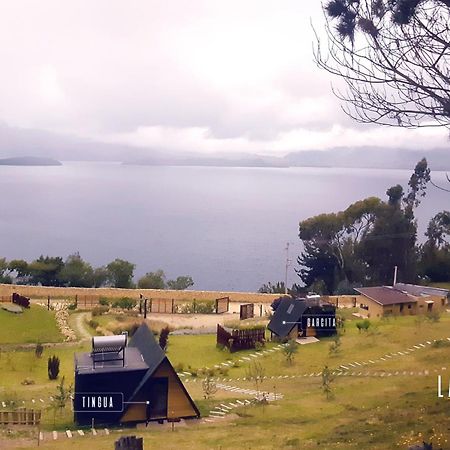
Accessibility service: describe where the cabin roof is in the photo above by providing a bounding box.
[355,286,416,306]
[267,298,314,338]
[393,283,449,297]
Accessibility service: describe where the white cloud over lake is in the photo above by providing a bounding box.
[0,0,447,156]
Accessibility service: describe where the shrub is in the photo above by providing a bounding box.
[282,340,298,364]
[195,301,215,314]
[254,341,264,352]
[112,298,137,310]
[432,339,450,348]
[356,319,371,332]
[427,311,440,323]
[48,355,60,380]
[92,306,109,316]
[35,343,44,358]
[21,378,35,385]
[88,319,99,329]
[174,362,185,373]
[159,326,170,352]
[99,298,110,306]
[67,303,77,310]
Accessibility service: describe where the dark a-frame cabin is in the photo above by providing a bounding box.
[267,297,336,340]
[74,323,200,425]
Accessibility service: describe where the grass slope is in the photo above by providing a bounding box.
[0,305,62,344]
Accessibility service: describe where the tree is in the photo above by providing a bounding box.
[137,269,166,289]
[8,259,30,284]
[282,340,298,365]
[258,281,287,294]
[29,256,64,286]
[0,258,12,284]
[58,253,94,287]
[106,258,135,288]
[93,266,110,287]
[167,275,194,290]
[315,0,450,128]
[419,211,450,281]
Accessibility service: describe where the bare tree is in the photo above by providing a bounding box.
[314,0,450,129]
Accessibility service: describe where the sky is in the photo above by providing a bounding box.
[0,0,448,157]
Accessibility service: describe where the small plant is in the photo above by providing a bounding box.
[427,311,440,323]
[99,298,110,306]
[174,362,185,373]
[35,342,44,358]
[21,378,35,385]
[202,375,218,400]
[159,326,170,352]
[321,365,334,400]
[356,319,371,333]
[254,341,264,352]
[88,319,99,329]
[282,339,298,365]
[246,361,265,398]
[328,334,341,356]
[48,355,60,380]
[432,339,450,348]
[67,303,77,310]
[92,305,109,316]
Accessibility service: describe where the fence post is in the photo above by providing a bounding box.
[47,296,50,311]
[75,295,78,309]
[144,298,147,319]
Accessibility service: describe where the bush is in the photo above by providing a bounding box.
[112,298,137,310]
[21,378,35,385]
[356,319,371,332]
[195,301,215,314]
[92,306,109,316]
[159,326,170,352]
[174,362,185,373]
[432,339,450,348]
[99,298,110,306]
[67,303,77,310]
[254,341,264,352]
[427,311,440,323]
[88,319,99,329]
[48,355,60,380]
[35,343,44,359]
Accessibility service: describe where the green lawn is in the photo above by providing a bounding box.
[3,313,450,449]
[0,305,62,344]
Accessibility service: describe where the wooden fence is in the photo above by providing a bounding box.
[215,297,230,314]
[0,409,41,425]
[217,324,265,352]
[240,303,254,320]
[0,295,10,303]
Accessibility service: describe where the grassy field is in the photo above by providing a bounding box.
[0,305,62,344]
[2,311,450,449]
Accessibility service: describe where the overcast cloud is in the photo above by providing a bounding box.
[0,0,448,157]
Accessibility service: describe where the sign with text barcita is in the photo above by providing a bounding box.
[304,314,336,330]
[73,392,124,413]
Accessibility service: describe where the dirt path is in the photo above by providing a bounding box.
[72,312,92,340]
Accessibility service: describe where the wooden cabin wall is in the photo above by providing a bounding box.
[152,359,199,419]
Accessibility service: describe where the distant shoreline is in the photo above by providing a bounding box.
[0,156,62,166]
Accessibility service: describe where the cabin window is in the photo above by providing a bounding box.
[407,305,412,309]
[400,304,404,312]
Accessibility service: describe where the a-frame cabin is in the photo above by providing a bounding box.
[74,323,199,425]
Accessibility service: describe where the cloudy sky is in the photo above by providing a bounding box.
[0,0,448,157]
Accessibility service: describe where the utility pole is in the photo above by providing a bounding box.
[393,266,398,286]
[284,242,292,294]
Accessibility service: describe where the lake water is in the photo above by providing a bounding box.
[0,162,448,291]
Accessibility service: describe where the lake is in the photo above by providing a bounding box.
[0,162,448,291]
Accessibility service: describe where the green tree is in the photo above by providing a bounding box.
[29,256,64,286]
[137,269,166,289]
[167,275,194,290]
[8,259,30,284]
[419,211,450,282]
[0,258,12,284]
[106,258,135,288]
[58,253,94,287]
[93,266,110,287]
[321,365,334,400]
